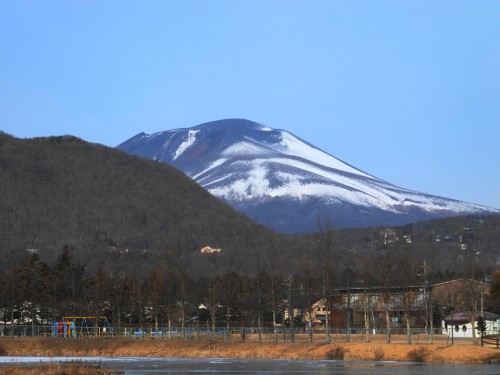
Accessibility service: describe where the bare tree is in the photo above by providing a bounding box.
[316,216,336,343]
[373,241,396,343]
[146,266,167,338]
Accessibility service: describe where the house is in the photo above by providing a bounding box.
[307,285,427,332]
[303,298,332,328]
[305,278,489,333]
[431,279,489,315]
[442,311,499,338]
[334,286,427,330]
[200,246,221,254]
[380,228,398,245]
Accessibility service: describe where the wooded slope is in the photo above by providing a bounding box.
[0,133,282,272]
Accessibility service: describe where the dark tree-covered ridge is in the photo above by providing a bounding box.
[0,133,281,272]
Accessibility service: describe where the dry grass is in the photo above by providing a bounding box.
[0,364,116,375]
[324,345,349,360]
[407,347,429,362]
[1,336,500,365]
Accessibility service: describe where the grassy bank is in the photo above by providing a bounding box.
[0,364,116,375]
[1,335,500,365]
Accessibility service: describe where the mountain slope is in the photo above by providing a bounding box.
[0,132,277,269]
[117,119,499,233]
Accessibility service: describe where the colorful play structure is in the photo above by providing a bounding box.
[51,316,112,337]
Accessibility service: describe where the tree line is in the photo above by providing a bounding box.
[2,221,498,341]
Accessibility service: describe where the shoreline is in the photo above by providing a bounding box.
[1,336,500,365]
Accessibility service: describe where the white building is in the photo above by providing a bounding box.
[442,311,499,338]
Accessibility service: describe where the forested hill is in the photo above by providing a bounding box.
[0,132,288,272]
[1,132,499,283]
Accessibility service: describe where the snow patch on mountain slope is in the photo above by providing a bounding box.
[204,157,389,203]
[244,157,387,199]
[270,172,389,207]
[219,133,373,181]
[278,131,372,178]
[209,175,482,213]
[231,166,270,198]
[192,158,228,180]
[209,176,391,207]
[256,123,273,131]
[222,141,270,157]
[205,157,487,213]
[173,130,198,160]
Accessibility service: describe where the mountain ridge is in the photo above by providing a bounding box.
[0,132,282,272]
[117,119,499,233]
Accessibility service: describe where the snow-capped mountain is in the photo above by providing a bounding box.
[117,119,499,233]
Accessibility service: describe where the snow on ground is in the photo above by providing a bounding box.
[205,157,492,213]
[222,141,270,157]
[173,130,199,160]
[230,166,270,198]
[191,158,228,180]
[277,131,372,178]
[124,122,498,217]
[257,123,273,131]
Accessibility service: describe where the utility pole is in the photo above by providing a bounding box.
[423,260,428,335]
[418,260,430,338]
[286,274,295,343]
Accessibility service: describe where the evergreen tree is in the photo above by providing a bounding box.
[50,246,87,319]
[476,315,487,337]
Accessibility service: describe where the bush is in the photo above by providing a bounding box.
[407,347,428,362]
[373,346,384,361]
[325,345,348,360]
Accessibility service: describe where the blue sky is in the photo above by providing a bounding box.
[1,1,499,209]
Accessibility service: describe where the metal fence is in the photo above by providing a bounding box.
[0,324,492,345]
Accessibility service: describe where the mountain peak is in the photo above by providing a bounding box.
[117,120,499,233]
[192,118,269,131]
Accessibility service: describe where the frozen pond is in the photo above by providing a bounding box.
[1,356,500,374]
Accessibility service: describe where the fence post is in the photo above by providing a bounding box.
[497,337,499,349]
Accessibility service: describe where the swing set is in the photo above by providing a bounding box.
[51,316,113,337]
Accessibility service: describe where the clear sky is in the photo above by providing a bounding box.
[1,1,499,209]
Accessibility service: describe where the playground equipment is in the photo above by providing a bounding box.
[51,316,112,337]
